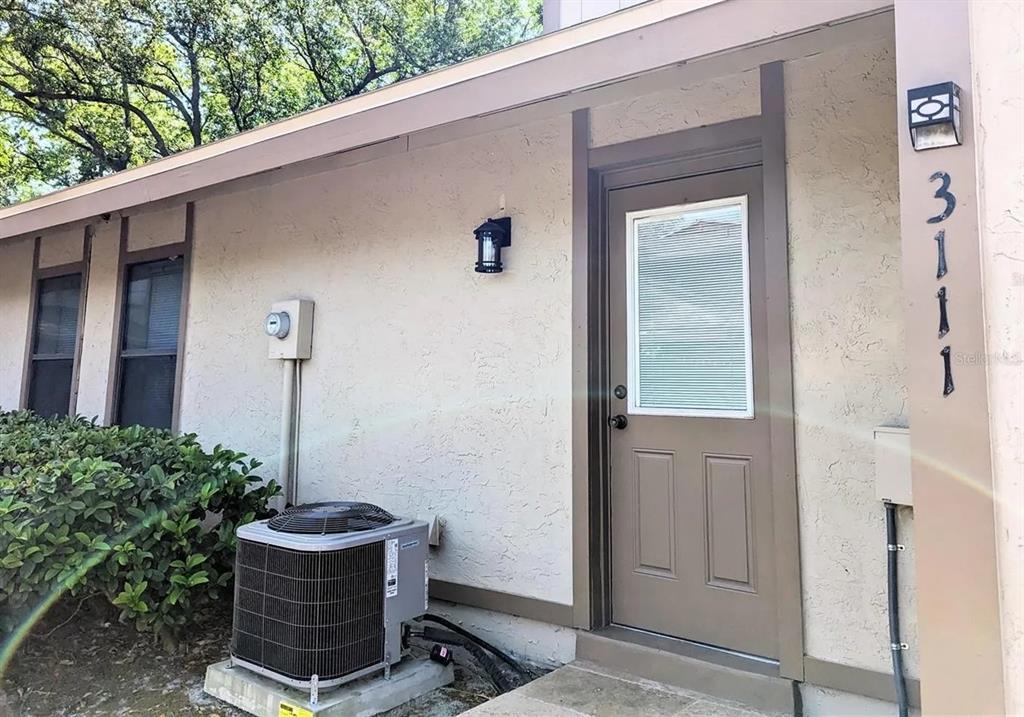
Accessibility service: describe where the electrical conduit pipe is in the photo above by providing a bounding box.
[280,358,297,507]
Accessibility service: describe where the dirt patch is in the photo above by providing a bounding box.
[2,602,506,716]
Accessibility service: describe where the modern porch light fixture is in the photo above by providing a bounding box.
[907,82,963,150]
[473,217,512,273]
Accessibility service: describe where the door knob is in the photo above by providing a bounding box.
[607,414,628,430]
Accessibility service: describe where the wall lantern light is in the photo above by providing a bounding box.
[908,82,963,151]
[473,217,512,273]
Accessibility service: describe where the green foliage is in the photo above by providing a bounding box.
[0,0,540,202]
[0,410,279,640]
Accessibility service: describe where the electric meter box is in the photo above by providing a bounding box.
[874,425,912,507]
[266,299,314,360]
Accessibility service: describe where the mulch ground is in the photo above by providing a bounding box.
[1,600,502,716]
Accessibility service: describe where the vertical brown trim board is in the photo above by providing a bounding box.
[759,61,804,682]
[104,217,130,425]
[68,226,93,416]
[570,109,591,629]
[18,236,41,409]
[893,0,1005,713]
[171,202,194,433]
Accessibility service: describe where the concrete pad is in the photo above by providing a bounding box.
[462,692,587,716]
[462,664,786,717]
[204,658,454,717]
[518,664,696,716]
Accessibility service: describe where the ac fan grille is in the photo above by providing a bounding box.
[268,502,395,535]
[231,539,384,682]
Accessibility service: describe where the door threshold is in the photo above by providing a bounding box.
[576,627,796,715]
[599,624,779,677]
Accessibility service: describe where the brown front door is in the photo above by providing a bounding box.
[608,166,778,658]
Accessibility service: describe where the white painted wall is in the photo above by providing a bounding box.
[37,226,83,268]
[543,0,647,33]
[0,237,34,410]
[181,117,575,608]
[589,69,760,147]
[75,219,121,422]
[970,1,1024,712]
[785,37,916,680]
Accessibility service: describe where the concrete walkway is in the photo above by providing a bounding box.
[463,661,783,717]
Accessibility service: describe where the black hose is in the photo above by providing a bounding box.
[419,625,520,693]
[885,502,909,717]
[420,613,532,680]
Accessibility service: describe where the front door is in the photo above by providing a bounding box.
[608,166,778,658]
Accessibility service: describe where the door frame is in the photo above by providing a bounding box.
[569,63,805,681]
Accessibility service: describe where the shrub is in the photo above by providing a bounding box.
[0,411,279,643]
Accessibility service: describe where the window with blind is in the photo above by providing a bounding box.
[27,273,83,417]
[115,257,184,430]
[626,196,753,419]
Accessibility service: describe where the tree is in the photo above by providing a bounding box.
[0,0,539,203]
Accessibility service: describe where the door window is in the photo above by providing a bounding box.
[626,196,753,418]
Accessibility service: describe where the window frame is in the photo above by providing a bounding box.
[624,194,754,420]
[20,231,91,417]
[107,208,193,432]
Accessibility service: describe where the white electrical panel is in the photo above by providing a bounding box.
[266,299,314,359]
[874,426,912,506]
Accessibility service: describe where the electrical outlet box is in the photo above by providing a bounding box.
[267,299,314,359]
[874,426,912,506]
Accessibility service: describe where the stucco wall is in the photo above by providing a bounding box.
[37,226,84,268]
[971,1,1024,711]
[0,237,34,409]
[127,205,186,252]
[75,219,121,422]
[589,69,760,147]
[785,37,916,677]
[181,117,574,607]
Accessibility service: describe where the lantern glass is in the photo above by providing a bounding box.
[473,217,511,274]
[908,82,962,150]
[477,233,501,272]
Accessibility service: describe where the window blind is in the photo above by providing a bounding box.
[117,258,183,429]
[629,199,752,417]
[28,273,82,417]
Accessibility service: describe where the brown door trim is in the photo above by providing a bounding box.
[571,62,803,680]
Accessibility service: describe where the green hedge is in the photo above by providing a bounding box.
[0,410,279,641]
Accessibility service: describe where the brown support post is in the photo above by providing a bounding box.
[570,108,591,629]
[893,1,1005,713]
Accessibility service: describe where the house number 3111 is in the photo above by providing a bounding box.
[928,170,956,396]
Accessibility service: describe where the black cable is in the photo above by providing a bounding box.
[418,626,520,693]
[420,613,532,680]
[885,502,909,717]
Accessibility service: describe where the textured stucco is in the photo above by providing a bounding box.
[127,205,186,251]
[588,69,760,147]
[37,225,84,268]
[0,237,33,409]
[431,602,575,666]
[800,685,920,717]
[181,117,574,608]
[74,220,121,421]
[971,1,1024,712]
[785,37,916,677]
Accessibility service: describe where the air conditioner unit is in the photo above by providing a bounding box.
[230,502,428,690]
